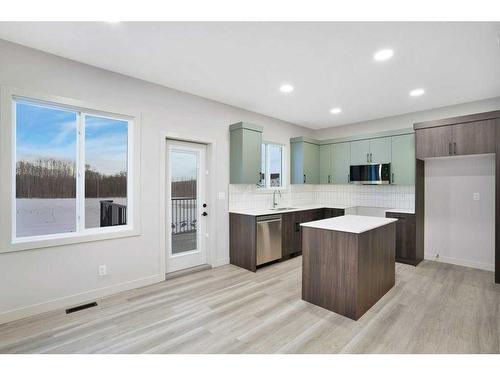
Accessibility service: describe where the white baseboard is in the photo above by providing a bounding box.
[212,257,230,267]
[0,274,164,325]
[424,253,494,272]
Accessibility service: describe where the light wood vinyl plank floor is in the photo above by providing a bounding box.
[1,257,499,354]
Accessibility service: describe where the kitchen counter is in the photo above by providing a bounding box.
[385,208,415,214]
[228,204,354,216]
[301,214,397,234]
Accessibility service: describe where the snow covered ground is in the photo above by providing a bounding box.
[15,198,127,237]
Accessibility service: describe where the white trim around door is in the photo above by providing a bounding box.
[165,139,209,274]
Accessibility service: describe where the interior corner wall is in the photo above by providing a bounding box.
[424,154,495,271]
[0,39,313,323]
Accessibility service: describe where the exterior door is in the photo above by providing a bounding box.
[166,140,208,273]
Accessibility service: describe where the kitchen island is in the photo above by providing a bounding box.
[301,215,397,320]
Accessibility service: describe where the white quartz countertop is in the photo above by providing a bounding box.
[228,204,354,216]
[300,214,397,234]
[385,208,415,214]
[229,205,414,217]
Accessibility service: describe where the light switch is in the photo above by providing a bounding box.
[218,191,226,200]
[473,193,480,201]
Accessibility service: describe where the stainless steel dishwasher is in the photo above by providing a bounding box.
[256,215,282,266]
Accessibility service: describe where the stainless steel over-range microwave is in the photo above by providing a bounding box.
[349,163,391,185]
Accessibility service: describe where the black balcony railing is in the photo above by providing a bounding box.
[100,200,127,227]
[171,197,197,235]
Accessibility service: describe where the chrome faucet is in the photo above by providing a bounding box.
[272,190,282,208]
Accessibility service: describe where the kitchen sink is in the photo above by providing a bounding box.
[270,207,297,211]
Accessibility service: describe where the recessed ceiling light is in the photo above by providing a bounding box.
[330,107,342,114]
[374,49,394,61]
[409,88,425,97]
[279,84,294,94]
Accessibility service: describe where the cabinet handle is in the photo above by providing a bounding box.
[391,173,394,184]
[303,174,306,183]
[370,153,373,163]
[367,153,369,163]
[328,175,331,184]
[454,142,457,155]
[295,222,301,232]
[448,143,452,155]
[347,174,350,183]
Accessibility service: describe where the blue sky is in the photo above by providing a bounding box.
[16,102,128,176]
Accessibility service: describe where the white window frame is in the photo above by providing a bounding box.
[258,141,286,190]
[0,86,141,253]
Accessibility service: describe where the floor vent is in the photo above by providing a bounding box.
[65,302,98,314]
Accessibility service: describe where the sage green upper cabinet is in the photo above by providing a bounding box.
[319,144,332,184]
[350,137,392,164]
[350,139,370,165]
[391,134,415,185]
[291,137,320,184]
[229,122,263,184]
[369,137,392,164]
[331,142,351,184]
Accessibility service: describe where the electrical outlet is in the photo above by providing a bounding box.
[473,192,480,201]
[98,265,107,276]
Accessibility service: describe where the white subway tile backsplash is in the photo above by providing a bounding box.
[229,184,415,211]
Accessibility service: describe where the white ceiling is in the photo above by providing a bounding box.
[0,22,499,129]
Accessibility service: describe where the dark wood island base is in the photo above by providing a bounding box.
[302,222,396,320]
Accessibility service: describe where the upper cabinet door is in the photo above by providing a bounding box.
[391,134,415,185]
[303,142,320,184]
[369,137,392,164]
[415,126,453,159]
[229,123,263,184]
[350,139,370,165]
[331,142,351,184]
[451,120,495,156]
[319,144,332,184]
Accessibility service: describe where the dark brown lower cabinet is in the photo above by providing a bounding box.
[323,208,345,219]
[230,208,346,271]
[385,212,422,266]
[282,208,344,258]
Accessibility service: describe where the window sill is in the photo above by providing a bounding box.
[2,225,141,253]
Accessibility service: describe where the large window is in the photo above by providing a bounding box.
[15,98,131,240]
[258,142,284,189]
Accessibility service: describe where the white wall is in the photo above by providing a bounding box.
[0,39,313,323]
[314,96,500,140]
[425,155,495,271]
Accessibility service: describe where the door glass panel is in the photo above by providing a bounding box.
[170,149,198,254]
